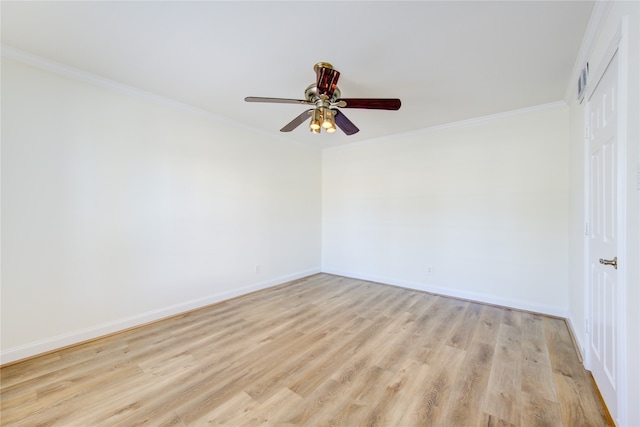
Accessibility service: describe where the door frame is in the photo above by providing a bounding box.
[584,17,628,426]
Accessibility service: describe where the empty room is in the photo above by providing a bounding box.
[1,1,639,426]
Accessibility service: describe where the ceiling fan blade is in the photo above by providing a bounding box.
[280,109,313,132]
[335,98,401,110]
[333,110,359,135]
[316,66,340,98]
[245,97,313,105]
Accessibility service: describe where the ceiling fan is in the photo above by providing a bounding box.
[245,62,401,135]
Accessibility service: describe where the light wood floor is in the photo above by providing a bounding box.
[1,274,610,426]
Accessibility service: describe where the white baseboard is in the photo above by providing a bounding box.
[0,268,320,365]
[565,315,586,363]
[3,267,569,365]
[322,269,568,318]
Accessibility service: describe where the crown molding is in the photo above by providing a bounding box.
[1,45,319,151]
[0,44,572,153]
[323,100,568,152]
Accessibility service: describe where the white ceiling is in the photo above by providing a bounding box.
[1,1,594,149]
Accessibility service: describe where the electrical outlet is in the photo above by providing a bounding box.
[255,264,261,274]
[427,266,433,275]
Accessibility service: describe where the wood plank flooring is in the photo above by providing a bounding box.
[1,274,611,426]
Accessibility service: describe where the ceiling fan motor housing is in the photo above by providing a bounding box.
[305,84,341,108]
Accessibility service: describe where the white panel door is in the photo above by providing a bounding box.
[587,50,619,418]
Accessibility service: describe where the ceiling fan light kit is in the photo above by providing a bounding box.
[245,62,401,136]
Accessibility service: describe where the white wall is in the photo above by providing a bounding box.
[566,2,640,425]
[1,59,322,363]
[322,106,570,316]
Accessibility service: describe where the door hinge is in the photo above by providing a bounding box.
[585,124,590,139]
[585,319,590,334]
[584,222,589,236]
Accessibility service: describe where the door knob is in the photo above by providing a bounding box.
[599,256,618,269]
